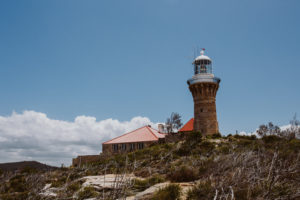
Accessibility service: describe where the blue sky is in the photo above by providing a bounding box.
[1,0,300,135]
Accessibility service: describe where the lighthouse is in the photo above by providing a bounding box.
[187,49,221,135]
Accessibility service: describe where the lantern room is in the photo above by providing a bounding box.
[193,49,212,75]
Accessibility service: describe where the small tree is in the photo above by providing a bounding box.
[290,113,300,138]
[257,122,281,137]
[165,112,183,133]
[257,114,300,139]
[280,114,300,140]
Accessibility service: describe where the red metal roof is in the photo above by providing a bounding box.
[178,118,194,132]
[102,126,166,144]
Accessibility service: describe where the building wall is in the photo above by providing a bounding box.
[72,155,104,167]
[189,82,219,135]
[102,141,158,155]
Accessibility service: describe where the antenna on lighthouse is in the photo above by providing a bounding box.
[200,48,205,55]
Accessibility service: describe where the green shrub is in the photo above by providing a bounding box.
[217,144,230,154]
[198,159,214,177]
[67,181,81,192]
[0,192,29,200]
[68,171,82,181]
[288,139,300,152]
[198,141,215,154]
[133,178,149,191]
[271,183,292,197]
[133,174,165,191]
[186,132,202,144]
[151,184,181,200]
[176,132,203,156]
[21,166,37,174]
[77,186,98,200]
[51,177,67,188]
[237,139,253,147]
[262,135,282,143]
[148,174,165,185]
[234,188,248,200]
[211,133,222,139]
[186,180,214,200]
[134,168,151,178]
[8,175,26,193]
[234,134,256,140]
[168,165,198,182]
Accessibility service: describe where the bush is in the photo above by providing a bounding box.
[217,144,230,154]
[234,188,248,200]
[133,174,165,191]
[289,139,300,152]
[21,166,37,174]
[186,180,214,200]
[168,165,198,182]
[234,134,256,140]
[236,138,253,147]
[151,184,181,200]
[211,133,222,139]
[0,192,29,200]
[77,186,98,200]
[67,181,81,192]
[198,159,214,177]
[198,141,215,154]
[148,174,165,185]
[8,175,26,193]
[176,132,203,156]
[262,135,283,144]
[186,132,202,144]
[51,176,67,188]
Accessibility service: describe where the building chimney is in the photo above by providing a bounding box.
[158,124,165,133]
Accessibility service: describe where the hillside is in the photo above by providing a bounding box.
[0,161,57,172]
[0,134,299,200]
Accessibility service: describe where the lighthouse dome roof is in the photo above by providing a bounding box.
[194,49,211,63]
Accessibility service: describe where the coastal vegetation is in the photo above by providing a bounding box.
[0,124,299,199]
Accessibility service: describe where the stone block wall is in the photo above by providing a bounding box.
[189,82,219,135]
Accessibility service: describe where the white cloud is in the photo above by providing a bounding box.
[0,111,160,167]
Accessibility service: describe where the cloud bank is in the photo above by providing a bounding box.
[0,111,159,166]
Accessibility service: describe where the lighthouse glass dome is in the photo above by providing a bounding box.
[194,59,212,74]
[187,49,220,86]
[193,50,212,75]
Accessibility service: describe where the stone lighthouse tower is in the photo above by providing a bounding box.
[187,49,221,135]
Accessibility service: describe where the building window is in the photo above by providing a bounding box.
[137,143,144,150]
[130,143,135,151]
[113,144,118,152]
[121,143,126,151]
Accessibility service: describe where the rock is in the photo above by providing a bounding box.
[82,174,137,189]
